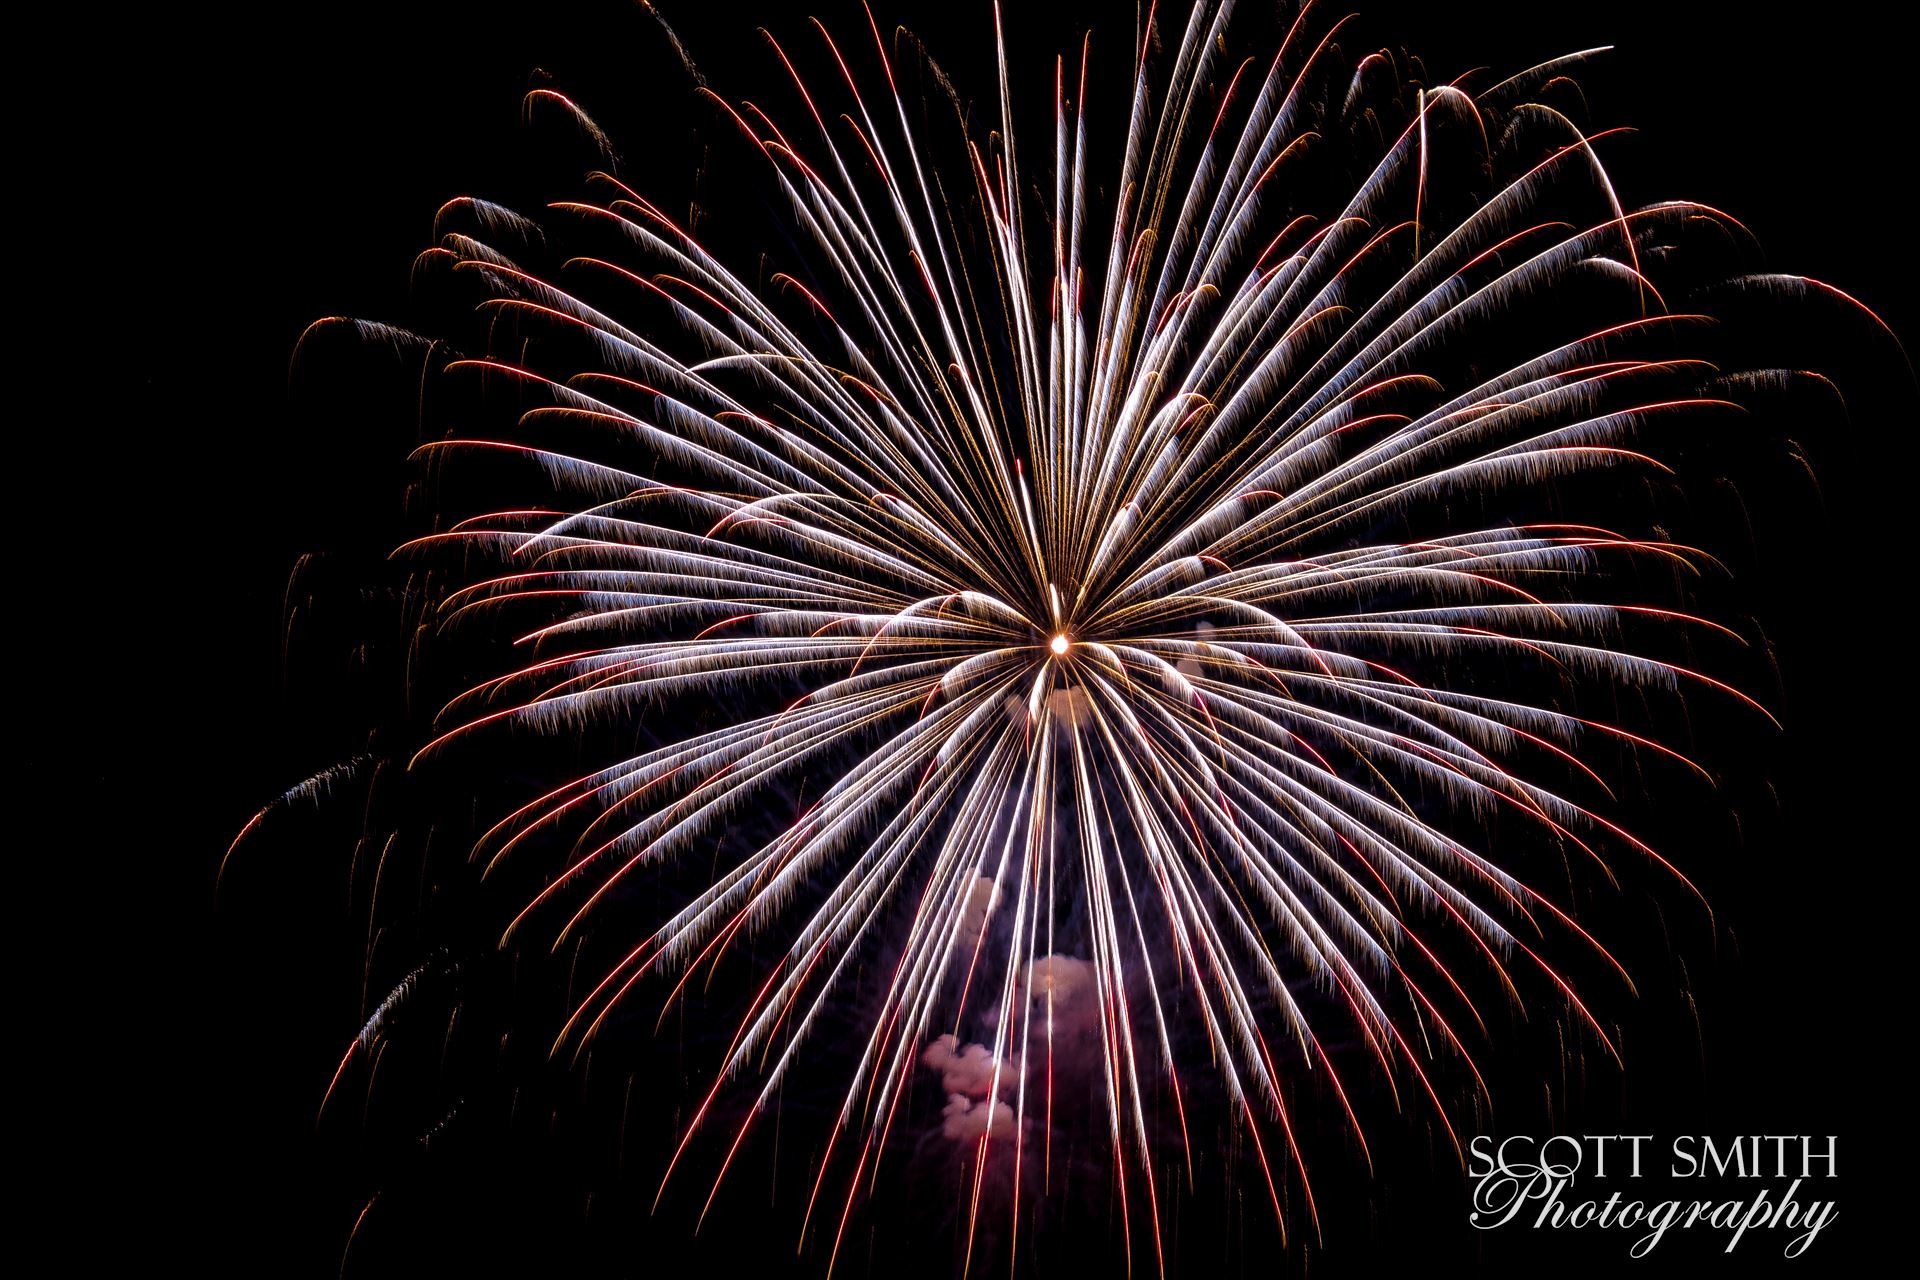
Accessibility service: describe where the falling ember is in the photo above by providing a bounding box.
[253,0,1894,1273]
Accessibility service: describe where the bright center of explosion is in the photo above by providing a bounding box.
[1049,633,1071,656]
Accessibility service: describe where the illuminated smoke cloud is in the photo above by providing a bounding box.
[921,954,1101,1147]
[940,1092,1017,1141]
[921,1033,1020,1100]
[1043,686,1092,728]
[955,875,998,951]
[1024,955,1098,1039]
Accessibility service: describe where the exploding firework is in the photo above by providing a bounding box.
[229,0,1897,1273]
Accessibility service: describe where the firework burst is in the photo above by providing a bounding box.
[236,0,1896,1272]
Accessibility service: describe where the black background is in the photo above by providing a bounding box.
[86,0,1910,1274]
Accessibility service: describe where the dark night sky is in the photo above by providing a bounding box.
[81,1,1912,1275]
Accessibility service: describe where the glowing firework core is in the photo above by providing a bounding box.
[1049,633,1071,656]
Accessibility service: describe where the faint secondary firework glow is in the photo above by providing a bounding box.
[234,0,1899,1273]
